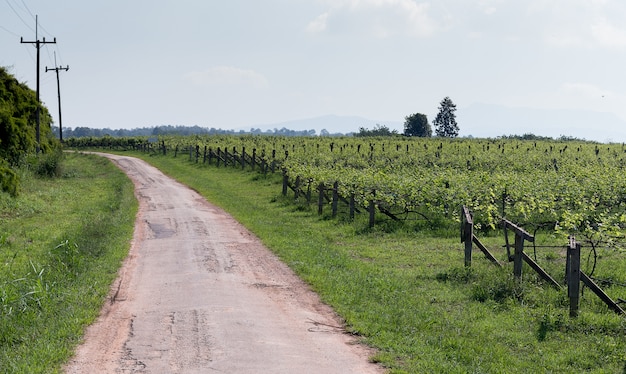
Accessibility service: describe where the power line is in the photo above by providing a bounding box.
[19,0,34,20]
[3,0,34,33]
[0,25,20,37]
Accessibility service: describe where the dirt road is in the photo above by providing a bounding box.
[64,154,382,373]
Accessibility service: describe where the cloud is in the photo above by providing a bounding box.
[307,0,438,38]
[531,1,626,49]
[183,66,269,89]
[478,0,500,15]
[591,17,626,48]
[307,12,329,33]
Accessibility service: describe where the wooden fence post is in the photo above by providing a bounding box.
[318,183,325,215]
[282,170,288,196]
[306,179,312,204]
[461,206,473,267]
[513,233,524,279]
[502,219,534,281]
[369,190,376,228]
[294,176,301,200]
[331,181,339,217]
[349,194,355,220]
[566,237,581,318]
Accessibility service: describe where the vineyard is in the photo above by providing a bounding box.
[67,135,626,371]
[68,135,626,248]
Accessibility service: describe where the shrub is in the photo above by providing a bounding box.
[0,163,19,197]
[34,149,64,178]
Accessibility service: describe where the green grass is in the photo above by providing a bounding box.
[128,151,626,374]
[0,152,137,373]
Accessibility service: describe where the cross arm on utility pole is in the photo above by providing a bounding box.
[45,61,70,142]
[20,15,57,152]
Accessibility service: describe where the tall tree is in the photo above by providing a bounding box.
[0,66,55,164]
[403,112,431,137]
[433,96,459,138]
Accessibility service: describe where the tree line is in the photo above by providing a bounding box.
[54,125,349,139]
[357,96,458,138]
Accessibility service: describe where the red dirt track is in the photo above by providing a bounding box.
[64,153,382,373]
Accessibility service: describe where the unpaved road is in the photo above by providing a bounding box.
[64,154,382,374]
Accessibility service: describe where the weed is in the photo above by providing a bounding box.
[471,269,524,303]
[0,152,136,372]
[436,266,474,283]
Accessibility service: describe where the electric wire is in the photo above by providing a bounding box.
[18,0,34,20]
[3,0,34,33]
[0,25,20,37]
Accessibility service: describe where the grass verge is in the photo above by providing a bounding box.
[128,151,626,374]
[0,152,137,373]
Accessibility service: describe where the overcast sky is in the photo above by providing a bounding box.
[2,1,626,141]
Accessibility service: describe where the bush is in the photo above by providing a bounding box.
[0,163,19,197]
[34,149,64,178]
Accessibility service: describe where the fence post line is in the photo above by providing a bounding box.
[567,237,581,318]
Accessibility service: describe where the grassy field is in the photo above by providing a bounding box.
[4,148,625,373]
[0,152,137,373]
[128,150,626,373]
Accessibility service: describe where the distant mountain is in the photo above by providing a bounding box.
[248,115,403,135]
[458,103,626,143]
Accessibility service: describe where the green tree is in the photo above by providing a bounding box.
[433,96,459,138]
[403,112,431,137]
[0,66,56,164]
[355,124,398,137]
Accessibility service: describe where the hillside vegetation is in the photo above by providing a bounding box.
[0,66,60,195]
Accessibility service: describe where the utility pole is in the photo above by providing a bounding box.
[46,53,69,142]
[21,15,56,153]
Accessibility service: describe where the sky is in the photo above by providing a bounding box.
[2,0,626,142]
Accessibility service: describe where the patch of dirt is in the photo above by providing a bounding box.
[64,153,383,373]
